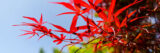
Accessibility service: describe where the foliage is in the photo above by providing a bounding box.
[53,48,61,53]
[39,48,45,53]
[15,0,160,53]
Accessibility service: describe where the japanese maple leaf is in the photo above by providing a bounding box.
[50,0,103,15]
[80,0,108,22]
[51,23,89,41]
[23,14,45,25]
[50,0,104,34]
[13,14,46,26]
[38,28,52,40]
[107,0,116,23]
[50,2,83,33]
[53,34,66,45]
[14,14,52,40]
[51,24,70,33]
[80,14,103,34]
[49,2,79,15]
[110,0,143,28]
[119,10,137,28]
[18,30,38,39]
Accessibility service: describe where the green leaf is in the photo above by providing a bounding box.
[39,48,45,53]
[68,46,80,53]
[53,48,61,53]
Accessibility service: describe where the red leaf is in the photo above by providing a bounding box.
[97,11,108,22]
[56,12,76,16]
[129,16,147,22]
[19,33,33,36]
[70,14,78,32]
[21,30,33,33]
[80,15,97,27]
[73,0,81,5]
[60,34,66,40]
[128,10,137,18]
[18,30,38,39]
[27,35,34,39]
[107,0,116,22]
[50,2,76,11]
[18,30,36,36]
[39,13,43,25]
[88,0,93,4]
[94,0,102,6]
[53,30,71,34]
[76,25,88,30]
[14,22,37,26]
[114,0,142,17]
[80,0,90,8]
[51,24,67,32]
[23,16,39,24]
[78,34,83,41]
[65,39,80,41]
[120,16,128,28]
[53,40,59,42]
[50,34,61,40]
[41,26,49,32]
[57,41,62,45]
[38,34,46,40]
[135,33,142,40]
[104,43,113,47]
[114,17,120,28]
[52,34,65,45]
[53,40,62,45]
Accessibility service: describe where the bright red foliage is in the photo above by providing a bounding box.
[14,0,146,52]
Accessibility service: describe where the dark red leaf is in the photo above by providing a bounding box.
[114,0,142,17]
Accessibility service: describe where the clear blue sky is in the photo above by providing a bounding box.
[0,0,79,53]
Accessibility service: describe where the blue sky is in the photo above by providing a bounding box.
[0,0,77,53]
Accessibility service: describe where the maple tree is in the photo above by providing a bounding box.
[14,0,160,53]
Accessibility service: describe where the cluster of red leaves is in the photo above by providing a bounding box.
[13,14,67,45]
[14,0,146,50]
